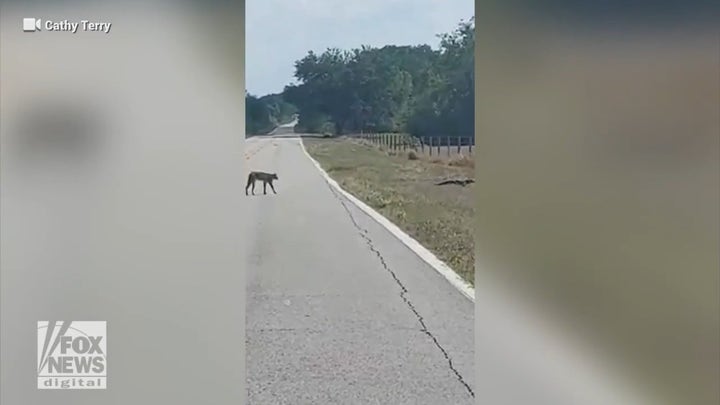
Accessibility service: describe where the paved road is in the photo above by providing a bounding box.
[268,117,299,135]
[244,135,474,404]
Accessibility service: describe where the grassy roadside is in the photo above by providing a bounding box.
[303,136,475,285]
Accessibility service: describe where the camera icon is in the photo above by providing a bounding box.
[23,18,42,32]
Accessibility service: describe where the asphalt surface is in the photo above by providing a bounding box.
[244,133,474,404]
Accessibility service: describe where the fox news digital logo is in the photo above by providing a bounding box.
[37,321,107,389]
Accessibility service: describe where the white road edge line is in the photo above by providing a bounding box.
[298,137,475,303]
[295,136,655,404]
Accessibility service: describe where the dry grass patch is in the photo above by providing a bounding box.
[304,137,474,285]
[448,154,474,168]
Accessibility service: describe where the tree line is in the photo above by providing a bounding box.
[246,17,473,138]
[245,92,298,135]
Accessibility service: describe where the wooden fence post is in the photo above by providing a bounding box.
[436,137,440,155]
[457,136,461,154]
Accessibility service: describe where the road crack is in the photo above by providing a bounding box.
[324,182,475,399]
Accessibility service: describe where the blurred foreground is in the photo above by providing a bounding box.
[1,1,246,404]
[475,5,718,405]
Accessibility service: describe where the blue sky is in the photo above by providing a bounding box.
[246,0,474,96]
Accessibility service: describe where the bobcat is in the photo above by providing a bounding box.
[245,171,278,195]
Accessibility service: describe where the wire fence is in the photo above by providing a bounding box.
[356,133,474,157]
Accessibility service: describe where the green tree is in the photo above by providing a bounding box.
[407,18,474,137]
[245,92,272,134]
[262,17,475,138]
[245,92,298,135]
